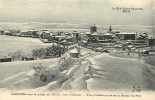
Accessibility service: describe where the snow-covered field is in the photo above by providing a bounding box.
[0,35,51,57]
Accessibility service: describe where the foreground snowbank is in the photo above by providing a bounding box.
[0,48,155,91]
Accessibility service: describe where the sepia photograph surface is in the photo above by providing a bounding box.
[0,0,155,98]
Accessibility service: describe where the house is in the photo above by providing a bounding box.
[0,30,4,35]
[19,30,39,37]
[72,31,81,42]
[80,32,89,42]
[90,25,97,33]
[0,56,12,62]
[30,30,39,38]
[4,30,12,36]
[40,30,51,39]
[20,31,29,37]
[87,32,114,43]
[116,32,137,40]
[54,36,66,42]
[22,57,34,61]
[102,33,114,40]
[69,48,80,58]
[149,39,155,47]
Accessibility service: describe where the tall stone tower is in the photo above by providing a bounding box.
[109,25,112,33]
[90,24,97,34]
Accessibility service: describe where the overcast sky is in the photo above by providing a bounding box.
[0,0,152,25]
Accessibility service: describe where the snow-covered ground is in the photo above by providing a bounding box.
[0,47,154,91]
[0,35,52,57]
[87,54,144,90]
[0,58,59,89]
[0,35,155,91]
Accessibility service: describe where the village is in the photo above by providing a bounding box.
[0,25,155,63]
[0,24,155,91]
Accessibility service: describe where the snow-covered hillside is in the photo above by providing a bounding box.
[0,58,59,89]
[0,47,154,91]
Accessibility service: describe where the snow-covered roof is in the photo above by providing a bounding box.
[70,48,79,54]
[65,32,70,35]
[104,33,113,35]
[61,39,67,43]
[92,32,99,35]
[116,32,136,35]
[85,32,91,34]
[80,32,85,35]
[72,31,80,34]
[44,31,50,33]
[55,36,66,38]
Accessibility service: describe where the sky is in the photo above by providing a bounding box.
[0,0,152,25]
[152,0,155,34]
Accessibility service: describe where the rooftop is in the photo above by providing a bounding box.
[70,48,79,54]
[116,32,137,35]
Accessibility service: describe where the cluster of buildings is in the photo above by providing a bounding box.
[0,25,151,41]
[36,25,155,56]
[0,25,154,47]
[0,24,155,62]
[0,24,154,50]
[0,25,154,49]
[38,25,149,44]
[0,29,39,38]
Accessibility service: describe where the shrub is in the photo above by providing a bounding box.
[32,48,47,59]
[32,45,66,59]
[8,50,23,61]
